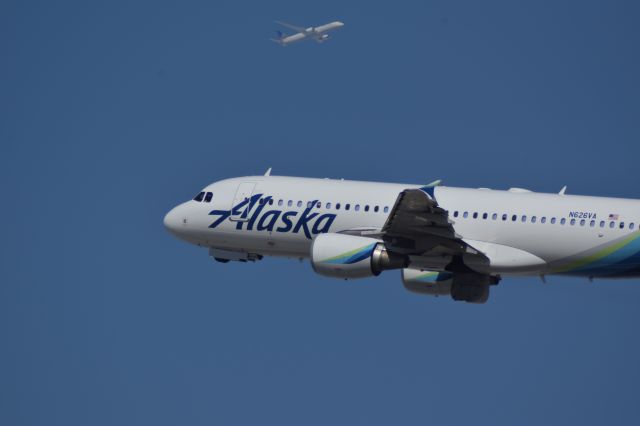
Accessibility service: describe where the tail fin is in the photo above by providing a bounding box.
[270,30,286,45]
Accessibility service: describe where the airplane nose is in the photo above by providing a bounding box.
[163,206,182,235]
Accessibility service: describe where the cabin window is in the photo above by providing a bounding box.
[297,201,302,208]
[610,221,615,229]
[453,211,459,218]
[288,200,293,207]
[278,199,283,206]
[620,222,625,229]
[193,192,205,202]
[316,201,321,208]
[580,219,585,226]
[269,199,274,205]
[472,212,478,219]
[336,203,341,210]
[600,220,605,228]
[204,192,213,203]
[374,206,379,212]
[590,220,595,227]
[630,223,635,230]
[521,215,527,222]
[541,217,546,224]
[531,216,537,223]
[384,206,389,213]
[560,218,566,225]
[463,212,469,218]
[365,205,370,212]
[492,213,498,220]
[570,219,576,226]
[346,204,351,211]
[482,213,488,220]
[326,202,331,209]
[355,204,361,212]
[512,215,517,222]
[502,214,507,221]
[551,218,556,224]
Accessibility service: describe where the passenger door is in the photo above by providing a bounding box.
[229,182,256,222]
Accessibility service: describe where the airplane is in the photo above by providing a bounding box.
[164,170,640,304]
[271,20,344,46]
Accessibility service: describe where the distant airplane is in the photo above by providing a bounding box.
[271,20,344,46]
[165,171,640,304]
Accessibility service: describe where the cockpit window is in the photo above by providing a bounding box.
[204,192,213,202]
[193,192,205,202]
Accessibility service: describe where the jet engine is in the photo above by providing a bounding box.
[316,34,330,43]
[311,233,407,279]
[402,268,453,297]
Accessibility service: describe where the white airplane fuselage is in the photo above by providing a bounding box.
[273,21,344,45]
[165,175,640,280]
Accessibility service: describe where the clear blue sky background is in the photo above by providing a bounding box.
[2,1,640,425]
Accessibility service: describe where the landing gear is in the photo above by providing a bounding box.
[444,257,501,304]
[451,281,490,304]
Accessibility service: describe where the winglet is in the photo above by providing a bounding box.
[559,186,567,195]
[264,167,272,176]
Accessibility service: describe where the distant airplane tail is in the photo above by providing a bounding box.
[270,30,286,45]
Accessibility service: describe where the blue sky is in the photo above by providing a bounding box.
[2,1,640,425]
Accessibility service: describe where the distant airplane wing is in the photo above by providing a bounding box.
[275,21,307,33]
[381,187,484,259]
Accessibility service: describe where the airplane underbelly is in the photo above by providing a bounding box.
[205,229,311,257]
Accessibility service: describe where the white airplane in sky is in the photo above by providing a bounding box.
[271,20,344,46]
[164,171,640,304]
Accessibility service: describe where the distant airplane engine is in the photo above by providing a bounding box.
[401,268,453,297]
[311,233,407,279]
[316,34,330,43]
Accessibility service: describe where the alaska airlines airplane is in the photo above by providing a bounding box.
[164,171,640,304]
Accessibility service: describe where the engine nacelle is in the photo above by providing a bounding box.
[402,268,453,297]
[316,34,330,43]
[311,233,407,279]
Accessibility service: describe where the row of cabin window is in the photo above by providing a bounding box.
[258,197,390,213]
[193,192,213,202]
[452,211,635,230]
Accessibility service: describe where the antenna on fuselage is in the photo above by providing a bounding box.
[264,167,272,176]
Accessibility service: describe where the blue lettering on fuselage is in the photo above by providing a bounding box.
[209,193,336,239]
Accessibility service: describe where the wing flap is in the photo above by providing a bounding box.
[382,187,484,261]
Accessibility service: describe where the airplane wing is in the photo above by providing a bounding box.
[381,187,484,259]
[275,21,307,33]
